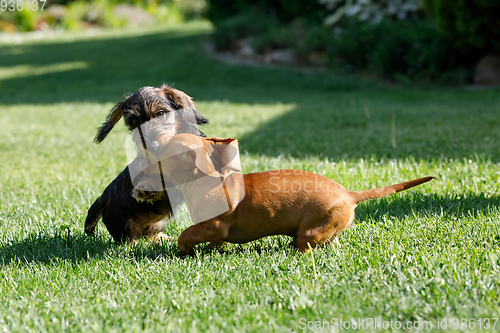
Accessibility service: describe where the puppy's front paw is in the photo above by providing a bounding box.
[154,233,172,246]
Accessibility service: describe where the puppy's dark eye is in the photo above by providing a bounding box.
[156,111,167,118]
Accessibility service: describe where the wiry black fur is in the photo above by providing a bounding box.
[85,84,208,244]
[84,166,174,243]
[94,102,124,143]
[94,85,208,144]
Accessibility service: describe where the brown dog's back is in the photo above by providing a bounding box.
[176,170,434,253]
[144,132,435,253]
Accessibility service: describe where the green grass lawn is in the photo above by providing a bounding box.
[1,22,500,332]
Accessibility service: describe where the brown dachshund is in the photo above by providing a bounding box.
[136,133,433,254]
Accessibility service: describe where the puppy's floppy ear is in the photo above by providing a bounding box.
[193,145,220,177]
[147,136,219,177]
[94,102,124,143]
[208,138,241,176]
[199,137,241,178]
[220,138,241,174]
[194,109,209,126]
[162,85,209,126]
[163,86,193,109]
[174,137,219,176]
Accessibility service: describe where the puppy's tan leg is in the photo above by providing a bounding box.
[142,221,171,245]
[178,220,230,255]
[150,232,172,245]
[127,219,142,245]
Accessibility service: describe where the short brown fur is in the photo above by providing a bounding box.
[137,133,433,254]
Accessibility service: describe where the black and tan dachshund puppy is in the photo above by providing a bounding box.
[85,84,208,244]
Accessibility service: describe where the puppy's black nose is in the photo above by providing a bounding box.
[149,141,160,152]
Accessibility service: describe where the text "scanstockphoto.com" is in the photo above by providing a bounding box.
[299,317,498,330]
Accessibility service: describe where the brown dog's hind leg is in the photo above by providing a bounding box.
[297,232,341,253]
[178,220,230,255]
[296,237,319,253]
[208,241,224,249]
[296,206,353,253]
[295,221,326,253]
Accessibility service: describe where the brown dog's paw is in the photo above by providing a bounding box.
[178,242,195,256]
[208,241,224,249]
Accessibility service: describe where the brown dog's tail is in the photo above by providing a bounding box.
[84,196,106,235]
[348,176,434,203]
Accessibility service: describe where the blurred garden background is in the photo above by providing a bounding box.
[1,0,500,85]
[1,0,500,331]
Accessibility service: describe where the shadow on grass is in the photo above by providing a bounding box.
[0,29,359,106]
[0,231,181,266]
[197,236,298,257]
[0,232,294,265]
[1,193,497,265]
[356,192,500,222]
[1,27,499,162]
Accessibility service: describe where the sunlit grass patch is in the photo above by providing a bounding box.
[0,22,499,332]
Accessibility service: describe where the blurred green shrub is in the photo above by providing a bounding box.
[211,13,279,50]
[48,0,206,19]
[206,0,328,25]
[152,3,183,24]
[422,0,500,55]
[0,6,39,32]
[330,18,470,83]
[61,0,127,30]
[15,6,39,31]
[211,9,471,84]
[173,0,206,20]
[0,0,206,32]
[319,0,423,24]
[252,19,332,58]
[212,10,332,58]
[208,0,483,84]
[144,0,206,22]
